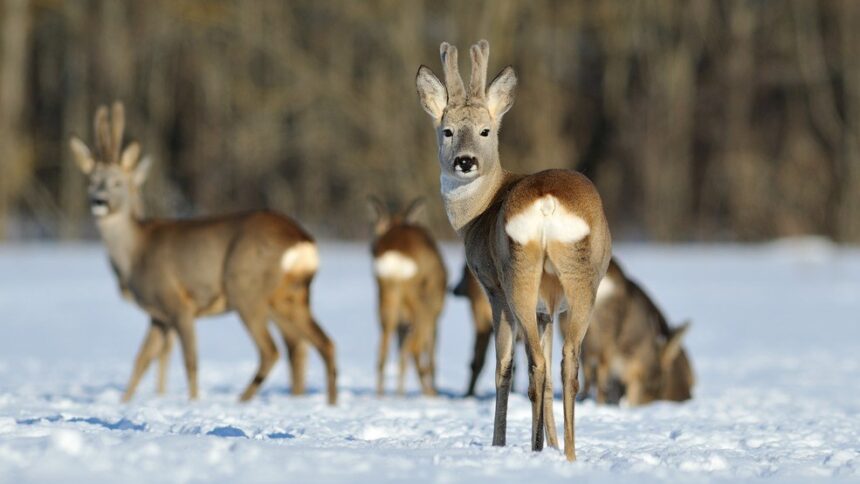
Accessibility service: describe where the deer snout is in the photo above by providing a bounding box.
[453,155,478,174]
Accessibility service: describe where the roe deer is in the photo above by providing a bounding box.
[69,102,337,404]
[416,40,611,460]
[452,264,522,397]
[581,258,694,406]
[369,197,447,396]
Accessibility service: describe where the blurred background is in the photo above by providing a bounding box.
[1,0,859,242]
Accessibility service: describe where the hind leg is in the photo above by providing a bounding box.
[281,324,308,395]
[237,305,280,402]
[272,283,337,405]
[539,312,559,448]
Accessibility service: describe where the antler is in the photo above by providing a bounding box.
[469,40,490,100]
[439,42,466,105]
[92,101,127,164]
[111,102,125,164]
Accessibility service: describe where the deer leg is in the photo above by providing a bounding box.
[273,292,338,405]
[486,289,516,447]
[558,273,597,462]
[505,247,547,452]
[155,325,173,395]
[377,286,398,396]
[173,312,199,400]
[238,306,279,402]
[122,319,166,402]
[413,309,437,396]
[539,312,559,448]
[466,326,492,397]
[284,334,308,396]
[397,326,411,396]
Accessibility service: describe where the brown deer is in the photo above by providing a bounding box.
[69,102,337,405]
[416,40,611,460]
[369,197,447,396]
[581,258,694,406]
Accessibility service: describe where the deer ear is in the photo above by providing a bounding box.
[661,321,691,368]
[416,65,446,120]
[367,196,388,221]
[486,66,517,120]
[133,155,152,187]
[402,197,425,223]
[69,137,94,174]
[120,141,141,171]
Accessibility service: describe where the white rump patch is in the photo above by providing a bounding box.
[374,251,418,280]
[595,276,617,304]
[504,195,590,247]
[280,242,319,274]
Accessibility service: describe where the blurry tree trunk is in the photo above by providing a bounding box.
[0,0,31,239]
[839,0,860,241]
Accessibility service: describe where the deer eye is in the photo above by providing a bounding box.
[480,128,490,137]
[442,128,453,138]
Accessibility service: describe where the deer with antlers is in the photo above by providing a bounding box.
[69,102,337,405]
[369,197,447,396]
[416,41,611,460]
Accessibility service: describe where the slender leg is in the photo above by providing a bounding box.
[505,246,547,452]
[155,326,174,395]
[559,274,597,461]
[539,312,559,448]
[466,327,492,397]
[487,289,516,447]
[173,312,199,400]
[238,306,279,402]
[397,326,411,396]
[377,283,398,396]
[272,291,338,405]
[284,336,308,395]
[122,319,166,402]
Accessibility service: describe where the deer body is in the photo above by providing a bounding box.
[417,41,611,460]
[581,259,694,406]
[71,103,337,404]
[370,199,447,396]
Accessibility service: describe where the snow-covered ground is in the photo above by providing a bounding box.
[0,240,858,482]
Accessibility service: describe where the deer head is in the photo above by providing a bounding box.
[415,40,517,190]
[69,102,151,219]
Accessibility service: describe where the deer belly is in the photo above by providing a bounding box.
[504,195,590,248]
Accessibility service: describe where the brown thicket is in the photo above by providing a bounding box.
[1,0,858,241]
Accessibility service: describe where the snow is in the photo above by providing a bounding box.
[0,240,858,482]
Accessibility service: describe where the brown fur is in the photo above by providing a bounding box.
[417,41,611,460]
[581,259,694,406]
[69,102,337,404]
[369,198,447,396]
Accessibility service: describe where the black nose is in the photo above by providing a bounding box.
[454,156,477,173]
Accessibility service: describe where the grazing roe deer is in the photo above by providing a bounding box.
[581,258,694,405]
[69,102,337,404]
[416,40,611,460]
[369,197,447,396]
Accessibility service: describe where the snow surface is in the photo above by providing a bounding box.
[0,240,858,482]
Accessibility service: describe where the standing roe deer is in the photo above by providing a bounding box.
[369,197,447,396]
[416,40,611,460]
[69,102,337,404]
[581,258,694,405]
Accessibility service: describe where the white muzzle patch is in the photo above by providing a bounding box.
[280,242,319,274]
[373,251,418,280]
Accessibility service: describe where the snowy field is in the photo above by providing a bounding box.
[0,240,858,482]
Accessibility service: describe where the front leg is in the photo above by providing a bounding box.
[173,312,199,400]
[487,289,516,447]
[123,318,167,402]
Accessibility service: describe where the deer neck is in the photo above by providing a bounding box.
[440,161,506,234]
[95,209,145,283]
